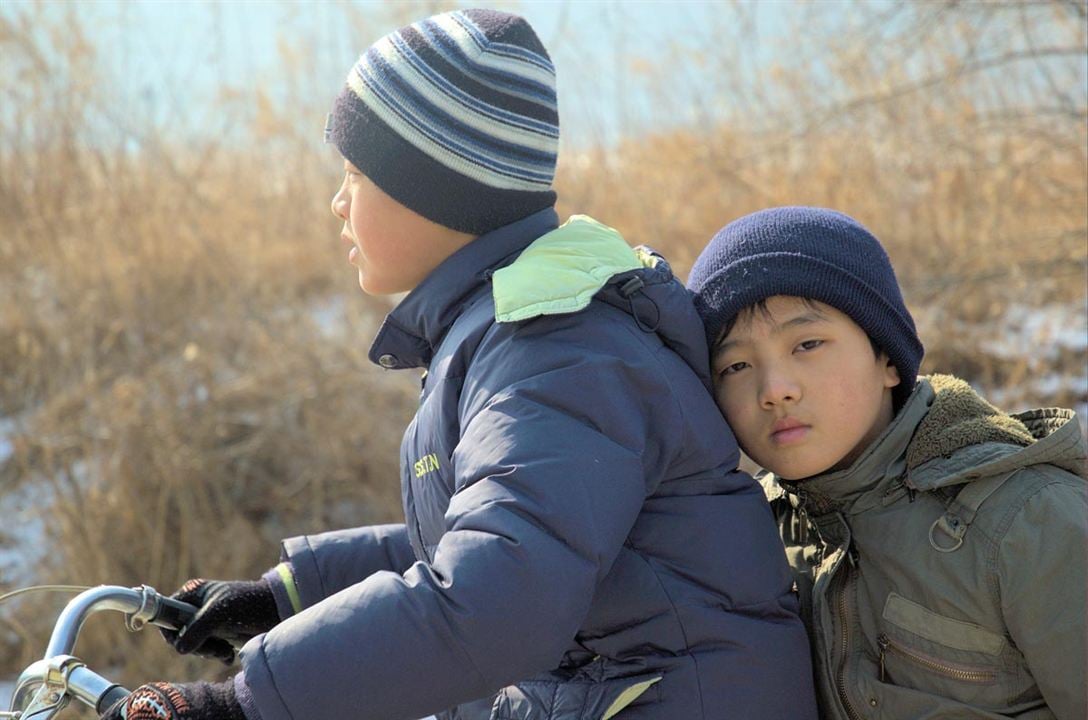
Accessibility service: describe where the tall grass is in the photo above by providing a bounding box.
[1,0,1085,702]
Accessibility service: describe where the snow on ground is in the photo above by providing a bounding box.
[987,372,1088,414]
[980,301,1087,361]
[979,302,1087,420]
[0,477,48,588]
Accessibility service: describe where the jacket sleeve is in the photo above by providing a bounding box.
[997,474,1087,720]
[238,324,678,720]
[277,524,416,611]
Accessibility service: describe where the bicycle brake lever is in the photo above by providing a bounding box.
[12,683,66,720]
[10,656,99,720]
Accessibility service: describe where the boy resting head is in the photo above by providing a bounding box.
[688,206,1087,720]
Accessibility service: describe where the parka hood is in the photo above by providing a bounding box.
[492,215,718,390]
[906,374,1086,490]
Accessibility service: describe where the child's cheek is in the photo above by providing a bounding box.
[727,403,761,457]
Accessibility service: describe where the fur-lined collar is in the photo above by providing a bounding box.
[904,375,1085,490]
[905,374,1034,471]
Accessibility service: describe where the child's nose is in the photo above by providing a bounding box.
[331,184,349,220]
[758,369,801,408]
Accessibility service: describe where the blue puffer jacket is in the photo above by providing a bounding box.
[239,209,816,720]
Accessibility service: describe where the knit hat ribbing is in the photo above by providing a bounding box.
[686,207,924,409]
[327,9,559,235]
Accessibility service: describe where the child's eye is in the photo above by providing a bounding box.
[719,361,749,377]
[796,339,823,352]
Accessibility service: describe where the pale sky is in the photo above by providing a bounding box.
[5,0,807,148]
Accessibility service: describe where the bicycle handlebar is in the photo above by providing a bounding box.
[95,683,131,715]
[7,585,198,720]
[153,595,199,633]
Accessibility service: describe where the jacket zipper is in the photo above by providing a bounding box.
[835,556,863,720]
[878,634,997,684]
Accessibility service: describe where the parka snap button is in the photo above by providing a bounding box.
[378,354,398,368]
[869,698,878,707]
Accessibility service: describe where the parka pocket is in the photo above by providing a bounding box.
[876,593,1024,707]
[489,671,662,720]
[878,633,997,684]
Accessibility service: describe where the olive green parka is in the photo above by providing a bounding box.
[761,374,1087,719]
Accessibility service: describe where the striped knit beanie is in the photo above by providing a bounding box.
[687,207,924,409]
[326,9,559,236]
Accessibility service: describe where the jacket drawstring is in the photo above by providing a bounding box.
[619,276,661,333]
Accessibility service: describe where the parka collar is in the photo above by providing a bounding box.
[367,208,559,370]
[907,402,1086,489]
[776,375,1087,528]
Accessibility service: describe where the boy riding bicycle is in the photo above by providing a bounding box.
[101,10,817,720]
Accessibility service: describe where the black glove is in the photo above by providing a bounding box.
[160,578,280,664]
[99,680,246,720]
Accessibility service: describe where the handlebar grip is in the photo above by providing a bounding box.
[96,685,131,714]
[151,596,198,632]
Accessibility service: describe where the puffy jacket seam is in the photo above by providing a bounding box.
[467,297,682,452]
[473,490,605,569]
[461,325,655,463]
[611,320,701,715]
[572,678,587,720]
[614,320,687,479]
[282,536,326,609]
[426,580,493,691]
[627,544,704,719]
[253,639,294,720]
[455,295,503,429]
[446,289,497,378]
[694,593,799,613]
[303,535,329,601]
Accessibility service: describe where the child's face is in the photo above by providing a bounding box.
[330,159,473,295]
[711,295,900,481]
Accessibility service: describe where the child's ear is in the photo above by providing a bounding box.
[882,355,901,389]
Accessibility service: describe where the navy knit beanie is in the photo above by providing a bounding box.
[326,9,558,236]
[687,207,924,408]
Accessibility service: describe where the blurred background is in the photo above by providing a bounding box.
[1,0,1085,711]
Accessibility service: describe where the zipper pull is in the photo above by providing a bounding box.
[878,634,889,682]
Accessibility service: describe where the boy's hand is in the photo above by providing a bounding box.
[160,578,279,663]
[99,680,245,720]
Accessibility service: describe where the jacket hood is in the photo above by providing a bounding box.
[906,374,1087,490]
[492,215,718,390]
